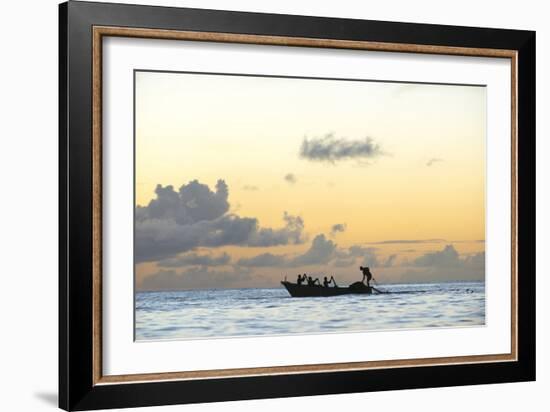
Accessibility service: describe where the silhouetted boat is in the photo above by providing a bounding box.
[281,281,372,297]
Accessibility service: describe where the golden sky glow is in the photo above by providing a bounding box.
[135,71,486,290]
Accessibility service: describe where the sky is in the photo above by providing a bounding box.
[134,70,486,291]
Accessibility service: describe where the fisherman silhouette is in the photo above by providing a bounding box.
[297,274,305,285]
[323,276,337,287]
[307,276,320,286]
[360,266,373,287]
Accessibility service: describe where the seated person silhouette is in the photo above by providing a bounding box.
[296,274,305,285]
[323,276,338,287]
[307,276,320,286]
[359,266,373,287]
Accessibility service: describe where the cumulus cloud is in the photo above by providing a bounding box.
[345,245,374,257]
[299,133,383,163]
[328,245,401,270]
[135,180,305,263]
[136,180,229,225]
[331,257,357,267]
[158,252,231,268]
[237,253,287,267]
[331,246,398,269]
[426,158,443,167]
[284,173,297,184]
[398,245,485,283]
[331,246,378,267]
[206,235,393,271]
[330,223,347,237]
[236,234,337,268]
[290,234,336,266]
[412,244,461,267]
[246,212,304,247]
[359,248,381,267]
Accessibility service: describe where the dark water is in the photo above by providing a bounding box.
[135,281,485,340]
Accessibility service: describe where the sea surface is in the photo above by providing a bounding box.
[135,281,485,340]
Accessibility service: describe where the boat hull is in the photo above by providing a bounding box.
[281,281,372,297]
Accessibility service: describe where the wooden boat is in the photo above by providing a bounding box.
[281,280,372,297]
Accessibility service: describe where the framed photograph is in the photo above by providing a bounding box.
[59,1,535,410]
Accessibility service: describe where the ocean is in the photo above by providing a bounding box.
[135,281,485,340]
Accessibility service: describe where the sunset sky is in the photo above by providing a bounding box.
[134,70,486,291]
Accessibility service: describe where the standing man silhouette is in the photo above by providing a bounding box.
[359,266,373,287]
